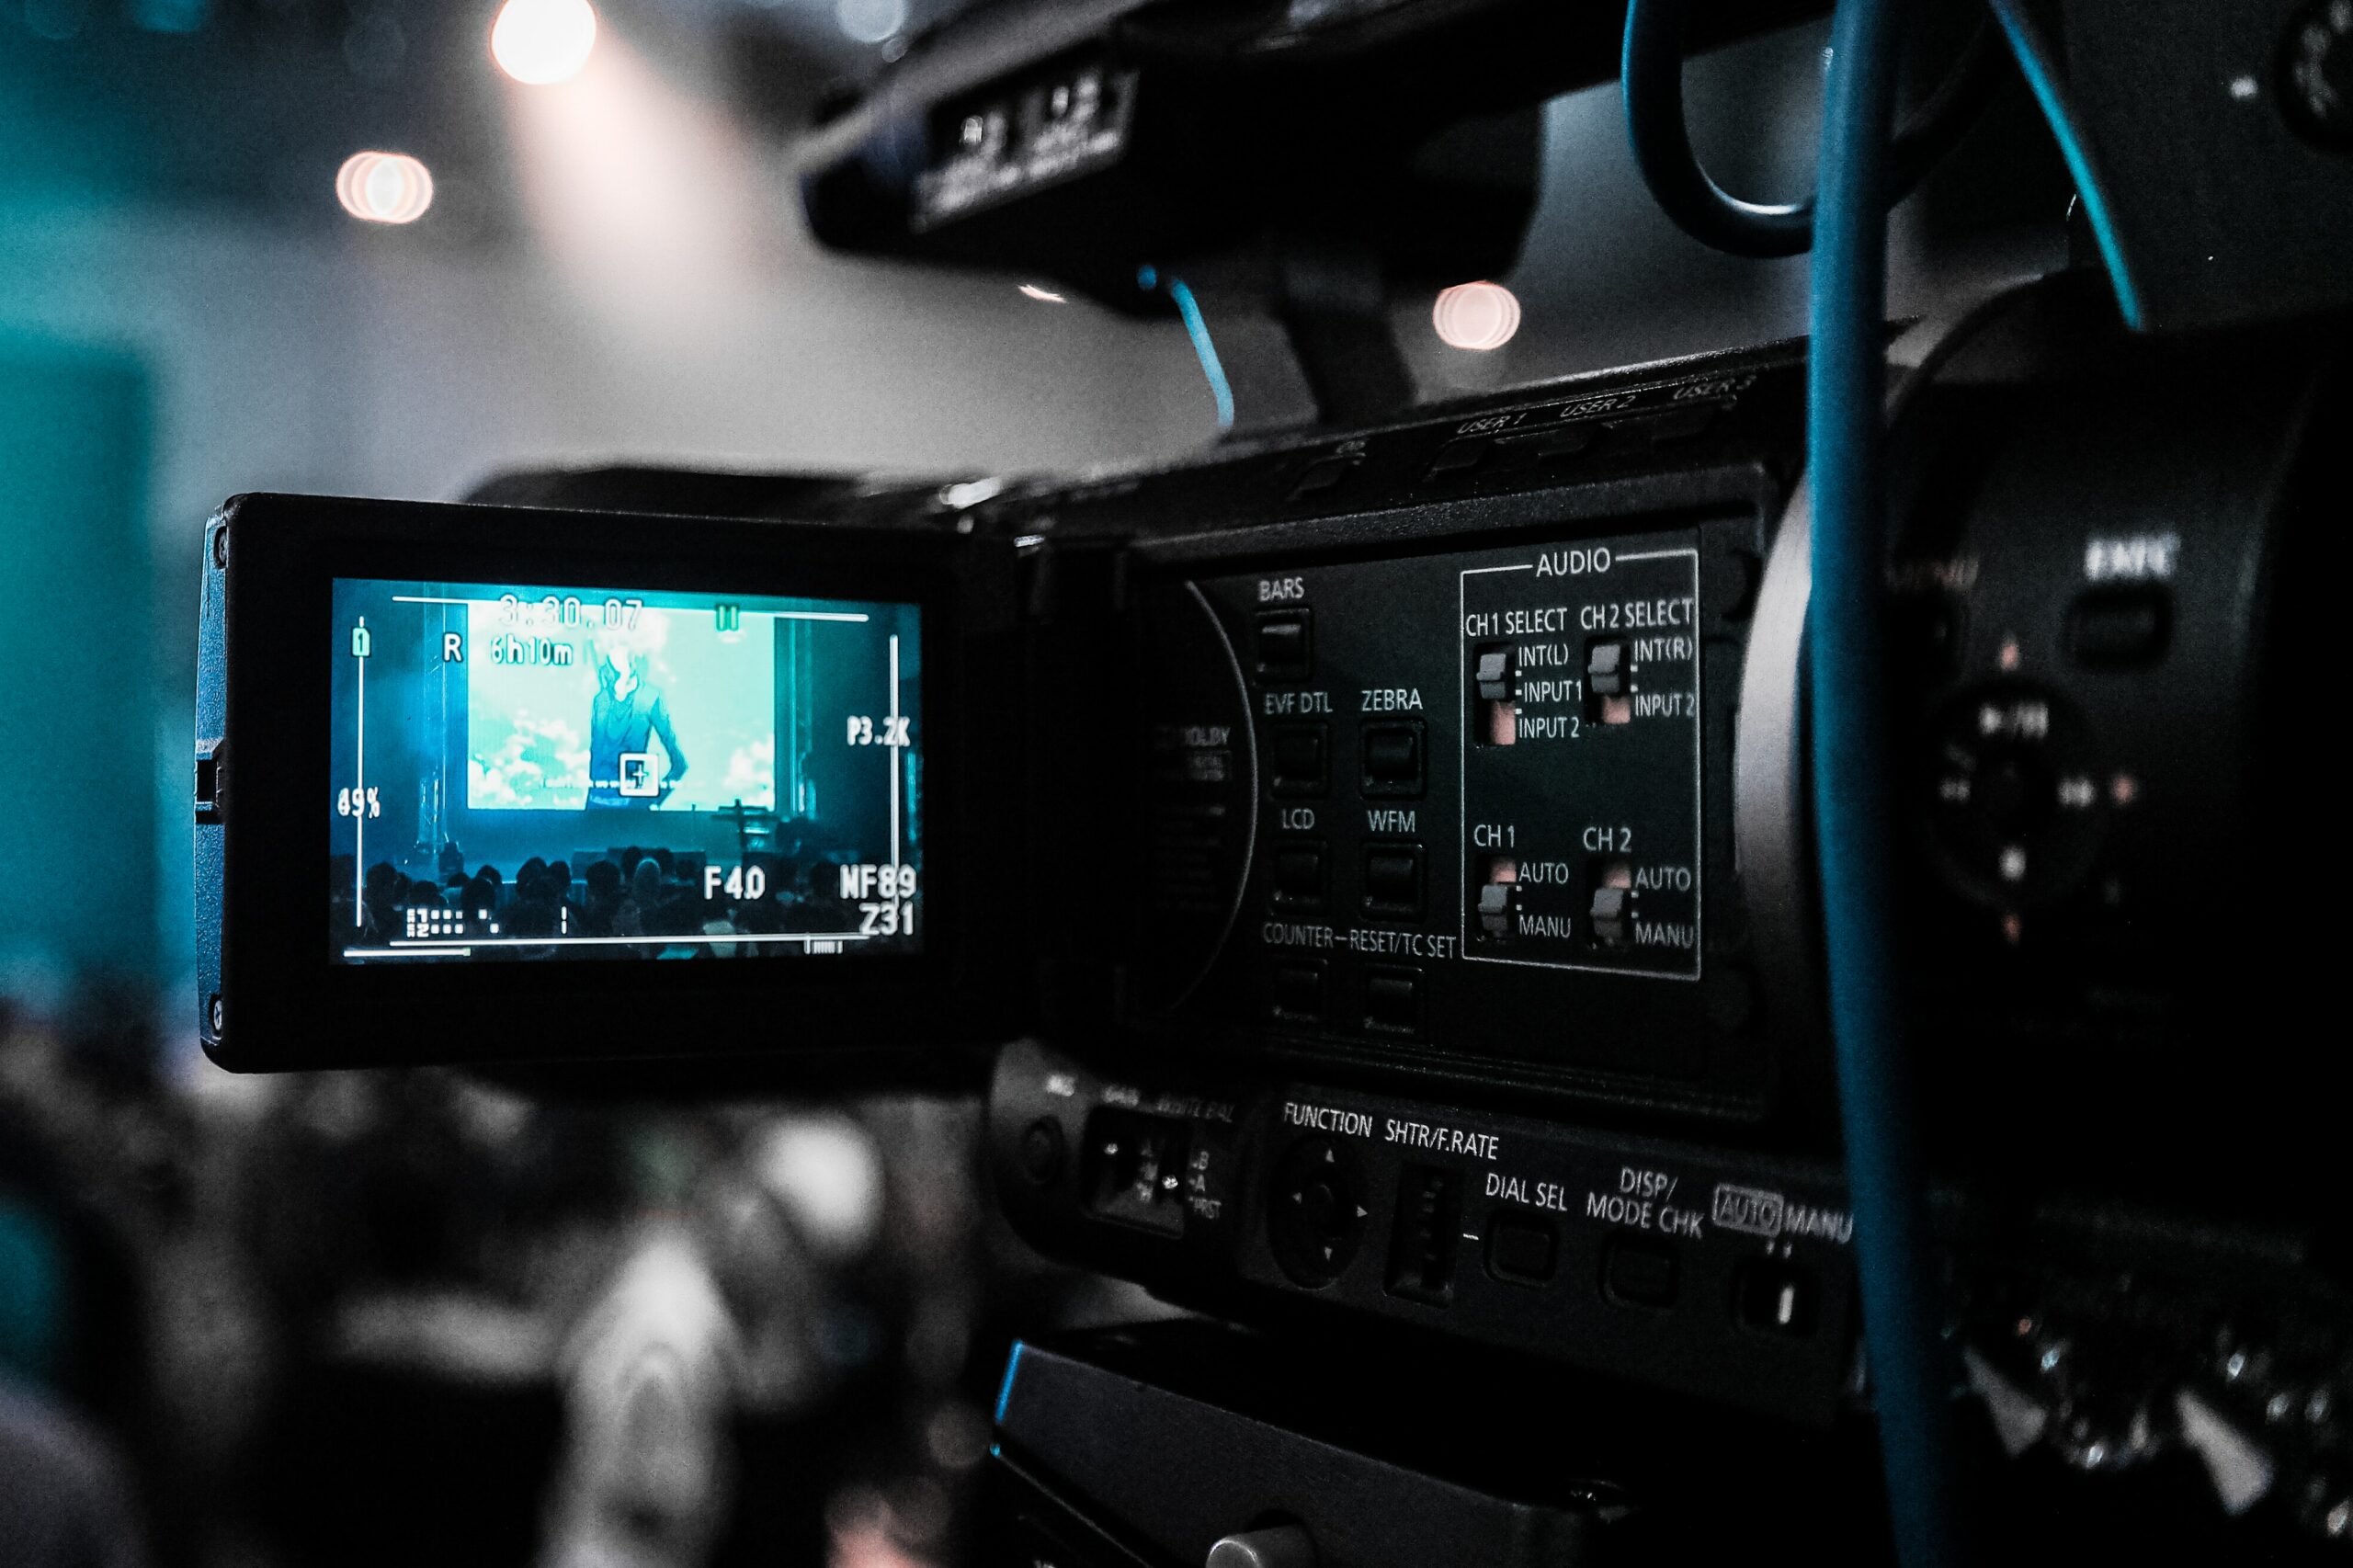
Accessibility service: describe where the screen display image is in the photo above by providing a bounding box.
[327,579,921,963]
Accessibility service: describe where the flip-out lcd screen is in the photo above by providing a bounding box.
[327,579,921,963]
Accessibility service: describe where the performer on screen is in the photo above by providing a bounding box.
[586,631,689,810]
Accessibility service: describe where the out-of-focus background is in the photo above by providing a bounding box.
[0,3,2052,1562]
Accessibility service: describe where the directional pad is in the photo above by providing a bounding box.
[1268,1135,1369,1288]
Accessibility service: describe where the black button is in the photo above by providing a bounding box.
[1893,593,1964,683]
[1018,1119,1065,1186]
[1733,1260,1818,1336]
[1271,844,1326,909]
[1361,844,1424,917]
[1499,423,1598,464]
[1604,1236,1678,1308]
[1268,961,1324,1023]
[1363,966,1420,1034]
[1488,1215,1557,1284]
[2068,586,2169,668]
[1361,722,1424,796]
[1608,403,1716,445]
[1256,609,1313,681]
[1426,437,1487,478]
[1289,458,1351,500]
[1269,1137,1366,1286]
[1268,724,1327,796]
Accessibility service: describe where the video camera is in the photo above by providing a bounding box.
[194,269,2339,1418]
[190,0,2353,1560]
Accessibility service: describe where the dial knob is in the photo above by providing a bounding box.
[1925,684,2106,907]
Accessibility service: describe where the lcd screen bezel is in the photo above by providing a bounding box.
[200,494,1024,1074]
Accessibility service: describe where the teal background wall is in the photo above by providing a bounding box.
[0,341,156,978]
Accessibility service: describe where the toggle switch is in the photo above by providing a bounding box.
[1473,644,1517,745]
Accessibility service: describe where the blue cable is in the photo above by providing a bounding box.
[1165,277,1237,433]
[1983,0,2145,330]
[994,1338,1026,1425]
[1620,0,1998,259]
[1809,2,1962,1566]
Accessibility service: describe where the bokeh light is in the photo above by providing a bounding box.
[835,0,906,45]
[492,0,598,85]
[1432,280,1522,351]
[335,151,435,224]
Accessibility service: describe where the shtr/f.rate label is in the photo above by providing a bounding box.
[1461,536,1702,978]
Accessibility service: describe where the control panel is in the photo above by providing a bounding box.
[1125,517,1769,1112]
[988,1039,1860,1423]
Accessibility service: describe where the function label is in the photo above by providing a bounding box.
[1461,538,1702,978]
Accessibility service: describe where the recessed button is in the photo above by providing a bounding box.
[1426,437,1487,478]
[1269,724,1327,796]
[1603,1235,1677,1308]
[1361,722,1424,796]
[1894,593,1964,683]
[1268,961,1325,1024]
[2068,586,2169,668]
[1363,965,1420,1034]
[1289,458,1351,501]
[1488,1214,1557,1284]
[1608,403,1716,445]
[1271,844,1326,909]
[1018,1119,1065,1186]
[1499,423,1598,464]
[1361,844,1424,917]
[1256,609,1313,681]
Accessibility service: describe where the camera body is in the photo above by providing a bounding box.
[195,284,2342,1443]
